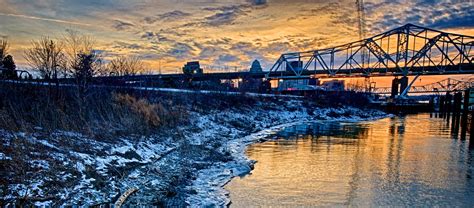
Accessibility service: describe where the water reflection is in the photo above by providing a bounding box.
[226,114,474,207]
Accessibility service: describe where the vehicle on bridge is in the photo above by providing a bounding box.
[183,61,203,75]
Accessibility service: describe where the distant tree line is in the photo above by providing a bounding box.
[0,31,147,82]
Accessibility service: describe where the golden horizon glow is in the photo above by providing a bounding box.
[0,0,473,86]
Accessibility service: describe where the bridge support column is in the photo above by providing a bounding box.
[399,76,409,95]
[391,78,399,98]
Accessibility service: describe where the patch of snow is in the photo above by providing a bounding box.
[35,139,58,150]
[0,152,11,160]
[31,160,50,169]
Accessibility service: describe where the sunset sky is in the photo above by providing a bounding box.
[0,0,473,82]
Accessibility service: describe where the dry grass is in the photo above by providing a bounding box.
[113,93,163,127]
[0,83,188,136]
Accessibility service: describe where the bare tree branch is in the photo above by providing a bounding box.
[62,29,95,75]
[107,56,145,76]
[23,37,66,79]
[0,38,9,61]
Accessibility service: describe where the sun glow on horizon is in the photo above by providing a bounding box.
[0,0,473,86]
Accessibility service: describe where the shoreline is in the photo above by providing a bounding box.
[184,109,390,206]
[0,94,389,206]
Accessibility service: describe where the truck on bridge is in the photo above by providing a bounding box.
[183,61,203,75]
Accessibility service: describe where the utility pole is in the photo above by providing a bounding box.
[355,0,366,42]
[159,60,162,74]
[356,0,371,91]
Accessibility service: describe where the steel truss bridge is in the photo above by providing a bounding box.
[372,77,474,94]
[98,24,473,83]
[268,24,474,78]
[9,24,474,85]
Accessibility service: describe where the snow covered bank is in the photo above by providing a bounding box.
[184,107,389,206]
[0,94,388,206]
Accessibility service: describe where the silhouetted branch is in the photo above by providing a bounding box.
[23,37,66,80]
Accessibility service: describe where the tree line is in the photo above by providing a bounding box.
[0,30,146,81]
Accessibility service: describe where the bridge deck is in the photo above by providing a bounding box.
[91,64,474,83]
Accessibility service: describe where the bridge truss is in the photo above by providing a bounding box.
[372,77,474,94]
[268,24,474,78]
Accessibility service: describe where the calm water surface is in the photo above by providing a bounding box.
[225,114,474,207]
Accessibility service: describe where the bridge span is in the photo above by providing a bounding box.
[268,24,474,78]
[94,24,474,83]
[6,24,473,92]
[95,64,474,83]
[372,77,474,94]
[95,24,473,91]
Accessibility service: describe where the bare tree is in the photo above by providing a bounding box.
[24,37,66,79]
[107,56,145,76]
[0,38,9,61]
[62,29,95,75]
[0,38,9,75]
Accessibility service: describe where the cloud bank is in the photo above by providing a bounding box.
[0,0,472,72]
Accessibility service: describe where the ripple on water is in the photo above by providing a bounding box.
[225,114,474,207]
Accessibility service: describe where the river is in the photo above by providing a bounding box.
[225,113,474,207]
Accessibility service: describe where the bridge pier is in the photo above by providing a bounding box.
[390,76,410,98]
[391,78,399,98]
[399,76,409,95]
[439,96,446,118]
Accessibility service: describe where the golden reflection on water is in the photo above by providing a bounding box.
[225,114,474,207]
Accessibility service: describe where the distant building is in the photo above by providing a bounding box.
[183,61,203,74]
[249,60,263,73]
[322,80,345,91]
